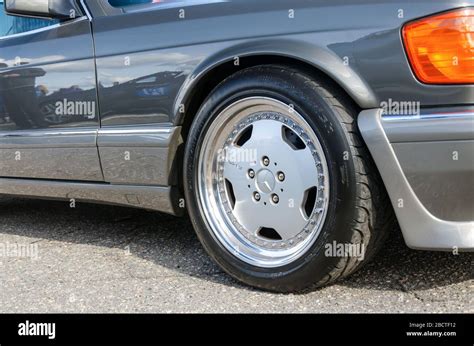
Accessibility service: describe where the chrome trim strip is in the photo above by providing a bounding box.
[80,0,93,21]
[382,111,474,143]
[0,128,98,137]
[98,126,180,147]
[98,127,175,134]
[0,128,98,148]
[359,108,474,251]
[382,113,472,121]
[124,0,227,14]
[0,16,88,41]
[0,178,181,216]
[382,107,474,121]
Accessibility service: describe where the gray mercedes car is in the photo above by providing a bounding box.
[0,0,472,292]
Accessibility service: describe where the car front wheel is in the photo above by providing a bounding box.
[184,65,392,292]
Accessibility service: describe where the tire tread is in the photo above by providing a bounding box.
[295,69,395,290]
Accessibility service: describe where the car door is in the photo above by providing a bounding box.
[0,1,103,182]
[81,0,189,187]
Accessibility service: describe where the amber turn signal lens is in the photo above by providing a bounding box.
[402,8,474,84]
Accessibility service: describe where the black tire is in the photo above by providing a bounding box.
[183,65,393,292]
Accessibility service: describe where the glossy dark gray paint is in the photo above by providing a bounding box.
[0,15,102,180]
[0,0,472,249]
[0,127,103,181]
[82,0,473,227]
[85,0,473,127]
[0,17,98,130]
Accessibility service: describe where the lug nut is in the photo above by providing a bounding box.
[272,194,279,204]
[262,156,270,166]
[248,169,255,179]
[277,172,285,182]
[254,192,261,201]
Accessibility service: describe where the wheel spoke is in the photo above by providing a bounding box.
[234,197,308,241]
[293,148,321,191]
[267,204,308,241]
[221,145,248,181]
[243,119,283,149]
[221,144,257,203]
[233,199,262,234]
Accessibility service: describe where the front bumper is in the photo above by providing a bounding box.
[358,107,474,251]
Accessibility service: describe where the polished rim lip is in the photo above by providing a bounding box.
[197,96,330,268]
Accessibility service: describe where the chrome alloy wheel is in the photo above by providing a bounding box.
[198,97,330,268]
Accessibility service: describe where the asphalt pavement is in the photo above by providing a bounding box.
[0,197,472,313]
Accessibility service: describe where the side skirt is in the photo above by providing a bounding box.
[0,178,183,216]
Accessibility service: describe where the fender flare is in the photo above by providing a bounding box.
[173,38,378,125]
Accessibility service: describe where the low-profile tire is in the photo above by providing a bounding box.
[183,65,393,292]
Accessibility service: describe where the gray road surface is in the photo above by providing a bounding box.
[0,197,472,313]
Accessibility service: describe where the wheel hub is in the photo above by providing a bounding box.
[198,97,330,267]
[255,169,275,194]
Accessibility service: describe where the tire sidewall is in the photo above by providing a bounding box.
[184,67,358,291]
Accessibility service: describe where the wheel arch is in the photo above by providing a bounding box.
[174,39,378,137]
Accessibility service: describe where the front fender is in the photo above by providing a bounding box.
[173,38,378,125]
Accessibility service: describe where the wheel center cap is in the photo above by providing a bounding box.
[256,169,275,194]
